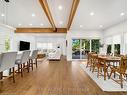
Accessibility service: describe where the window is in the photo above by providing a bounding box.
[106,35,121,55]
[114,44,120,55]
[107,45,112,54]
[91,39,100,53]
[113,35,121,55]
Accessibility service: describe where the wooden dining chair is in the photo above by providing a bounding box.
[109,56,127,88]
[86,52,95,69]
[91,54,98,73]
[86,53,91,68]
[97,57,108,78]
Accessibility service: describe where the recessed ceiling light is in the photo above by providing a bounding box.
[99,25,103,28]
[18,23,21,26]
[58,5,63,10]
[32,13,35,17]
[90,12,94,16]
[120,12,125,16]
[59,21,63,25]
[80,25,83,28]
[40,23,43,26]
[1,13,5,17]
[29,24,32,26]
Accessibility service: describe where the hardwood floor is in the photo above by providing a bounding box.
[0,57,127,95]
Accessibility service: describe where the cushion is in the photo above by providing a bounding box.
[15,59,21,64]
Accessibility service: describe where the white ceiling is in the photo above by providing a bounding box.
[0,0,51,28]
[71,0,127,30]
[47,0,73,28]
[0,0,127,30]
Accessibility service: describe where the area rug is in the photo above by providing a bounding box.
[80,63,127,92]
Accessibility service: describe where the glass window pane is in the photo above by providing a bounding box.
[114,44,120,56]
[81,39,90,59]
[107,45,112,54]
[91,39,100,53]
[72,39,80,59]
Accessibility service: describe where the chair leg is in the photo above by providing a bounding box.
[9,68,11,75]
[97,67,99,78]
[92,65,95,73]
[90,63,92,71]
[27,62,30,73]
[109,70,114,79]
[18,64,20,73]
[35,58,37,68]
[0,72,3,80]
[12,67,15,83]
[31,59,33,71]
[23,63,25,70]
[120,74,123,88]
[114,72,116,78]
[86,61,89,68]
[21,64,23,77]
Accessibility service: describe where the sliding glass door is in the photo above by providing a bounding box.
[72,39,80,59]
[91,39,100,53]
[81,39,90,59]
[72,39,99,59]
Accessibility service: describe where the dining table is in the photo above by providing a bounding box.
[98,55,121,80]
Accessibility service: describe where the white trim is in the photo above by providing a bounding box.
[0,23,16,30]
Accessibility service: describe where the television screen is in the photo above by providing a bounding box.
[19,41,30,51]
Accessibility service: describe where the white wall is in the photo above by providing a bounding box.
[0,26,66,55]
[0,25,36,52]
[103,21,127,37]
[66,29,102,61]
[0,26,15,52]
[12,33,36,51]
[103,20,127,54]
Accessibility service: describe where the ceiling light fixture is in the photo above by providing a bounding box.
[80,25,83,28]
[32,13,35,17]
[1,13,5,17]
[40,23,44,26]
[90,12,94,16]
[29,24,32,26]
[18,23,21,26]
[58,5,63,10]
[120,12,125,16]
[99,25,103,28]
[59,21,63,25]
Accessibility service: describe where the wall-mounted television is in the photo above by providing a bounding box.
[19,41,30,51]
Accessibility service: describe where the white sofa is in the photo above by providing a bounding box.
[48,49,61,60]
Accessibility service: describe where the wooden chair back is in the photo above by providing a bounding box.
[87,52,96,63]
[119,56,127,73]
[92,54,98,63]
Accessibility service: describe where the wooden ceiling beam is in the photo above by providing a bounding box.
[39,0,56,30]
[67,0,80,30]
[15,28,67,33]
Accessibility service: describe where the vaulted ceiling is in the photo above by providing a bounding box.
[0,0,127,31]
